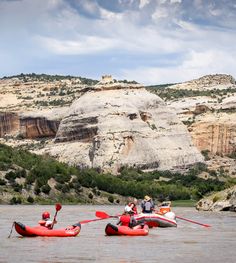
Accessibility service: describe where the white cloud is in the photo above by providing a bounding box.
[121,50,236,85]
[152,7,168,19]
[36,35,117,55]
[0,0,235,82]
[139,0,150,9]
[170,0,182,3]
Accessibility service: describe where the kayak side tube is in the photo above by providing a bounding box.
[105,223,149,236]
[14,222,81,237]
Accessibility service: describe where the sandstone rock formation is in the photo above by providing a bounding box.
[196,185,236,212]
[166,74,236,159]
[169,74,235,90]
[42,84,204,173]
[190,113,236,155]
[0,109,66,139]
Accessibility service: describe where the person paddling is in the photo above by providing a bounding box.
[117,206,137,228]
[38,211,57,229]
[141,195,155,213]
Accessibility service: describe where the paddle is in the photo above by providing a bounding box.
[80,218,107,224]
[176,215,211,228]
[51,203,62,229]
[95,211,120,219]
[8,222,15,238]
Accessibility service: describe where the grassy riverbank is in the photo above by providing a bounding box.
[172,200,196,207]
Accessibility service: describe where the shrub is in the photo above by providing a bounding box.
[27,196,34,203]
[12,183,22,192]
[88,193,93,199]
[61,184,70,193]
[34,184,41,195]
[41,184,51,194]
[10,197,22,205]
[0,178,6,185]
[55,174,71,184]
[108,195,114,203]
[0,162,10,170]
[55,183,63,191]
[5,171,17,181]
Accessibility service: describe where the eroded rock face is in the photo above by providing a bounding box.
[0,112,60,139]
[167,74,236,158]
[47,87,204,173]
[190,115,236,155]
[20,117,60,139]
[196,185,236,212]
[0,112,19,137]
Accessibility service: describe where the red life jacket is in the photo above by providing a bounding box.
[120,215,131,227]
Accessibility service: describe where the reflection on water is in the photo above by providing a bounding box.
[1,205,235,263]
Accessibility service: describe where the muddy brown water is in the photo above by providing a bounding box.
[1,205,235,263]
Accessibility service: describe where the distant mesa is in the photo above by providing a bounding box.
[169,74,236,91]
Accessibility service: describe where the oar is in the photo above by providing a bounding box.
[80,218,107,224]
[95,211,120,219]
[176,215,211,228]
[51,203,62,229]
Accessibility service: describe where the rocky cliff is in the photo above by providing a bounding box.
[41,84,204,173]
[165,74,236,159]
[190,114,236,155]
[196,185,236,212]
[0,112,19,137]
[0,111,61,139]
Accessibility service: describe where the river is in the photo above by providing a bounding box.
[0,205,235,263]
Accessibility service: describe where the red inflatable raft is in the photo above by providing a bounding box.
[135,212,177,228]
[14,221,81,237]
[105,223,149,236]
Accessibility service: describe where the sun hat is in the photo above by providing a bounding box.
[144,195,151,201]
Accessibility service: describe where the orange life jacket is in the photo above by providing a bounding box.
[159,206,171,214]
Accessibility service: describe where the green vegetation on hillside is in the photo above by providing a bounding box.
[1,73,99,85]
[146,86,236,101]
[0,144,233,204]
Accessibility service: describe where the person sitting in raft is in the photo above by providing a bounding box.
[125,198,138,215]
[38,211,57,229]
[158,201,172,214]
[141,195,155,213]
[117,206,138,228]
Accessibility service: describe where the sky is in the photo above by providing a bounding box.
[0,0,236,85]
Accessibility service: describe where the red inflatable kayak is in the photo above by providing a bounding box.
[14,221,81,237]
[105,223,149,236]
